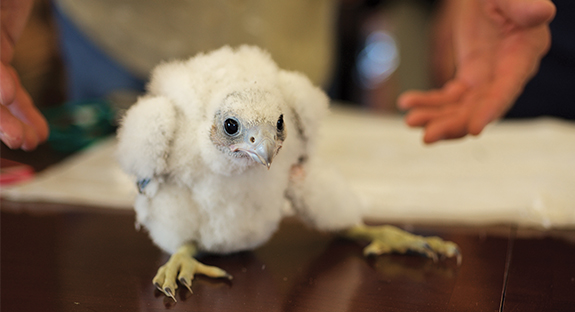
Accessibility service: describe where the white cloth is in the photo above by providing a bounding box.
[321,107,575,228]
[4,107,575,228]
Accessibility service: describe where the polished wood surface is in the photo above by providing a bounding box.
[2,203,574,312]
[503,230,575,311]
[1,145,574,311]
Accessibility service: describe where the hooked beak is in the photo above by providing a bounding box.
[230,125,279,169]
[247,139,276,169]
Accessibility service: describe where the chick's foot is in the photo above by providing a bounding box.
[345,225,461,265]
[153,243,232,301]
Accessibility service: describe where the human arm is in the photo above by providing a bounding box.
[397,0,555,144]
[1,0,49,150]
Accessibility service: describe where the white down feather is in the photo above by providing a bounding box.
[117,45,365,255]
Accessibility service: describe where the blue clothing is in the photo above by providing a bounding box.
[53,4,146,101]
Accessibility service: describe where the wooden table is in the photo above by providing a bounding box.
[2,201,574,312]
[2,146,575,311]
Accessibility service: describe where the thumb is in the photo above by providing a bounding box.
[496,0,556,27]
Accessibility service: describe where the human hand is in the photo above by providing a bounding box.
[398,0,555,144]
[1,0,49,150]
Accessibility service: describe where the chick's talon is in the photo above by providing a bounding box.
[346,225,461,265]
[179,276,193,294]
[152,243,232,302]
[426,236,462,265]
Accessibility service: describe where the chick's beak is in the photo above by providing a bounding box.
[230,124,279,169]
[249,138,275,169]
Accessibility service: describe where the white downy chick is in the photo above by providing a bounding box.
[117,45,459,301]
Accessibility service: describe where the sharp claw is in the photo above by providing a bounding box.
[153,245,233,300]
[164,287,177,302]
[424,250,438,263]
[154,282,162,292]
[421,243,438,262]
[439,242,462,265]
[431,252,439,263]
[179,277,193,294]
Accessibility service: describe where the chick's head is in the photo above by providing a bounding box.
[209,87,286,171]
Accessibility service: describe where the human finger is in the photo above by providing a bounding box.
[495,0,556,27]
[0,105,41,150]
[0,104,24,148]
[20,121,39,151]
[405,108,443,128]
[9,76,49,141]
[1,64,49,142]
[404,104,462,128]
[423,110,470,144]
[0,69,47,150]
[398,80,468,110]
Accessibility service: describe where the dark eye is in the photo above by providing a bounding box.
[224,118,239,136]
[277,115,284,131]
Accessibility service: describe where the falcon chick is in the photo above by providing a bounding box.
[117,46,460,301]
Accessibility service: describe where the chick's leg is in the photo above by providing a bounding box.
[288,160,460,264]
[345,225,461,265]
[153,243,232,301]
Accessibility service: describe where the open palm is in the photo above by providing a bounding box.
[398,0,555,144]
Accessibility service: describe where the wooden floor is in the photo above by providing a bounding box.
[1,202,574,312]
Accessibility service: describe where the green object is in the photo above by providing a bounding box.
[43,99,116,152]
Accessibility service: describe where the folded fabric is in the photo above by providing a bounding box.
[4,107,574,228]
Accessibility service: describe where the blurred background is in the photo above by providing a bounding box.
[4,0,575,228]
[12,0,436,143]
[9,0,575,156]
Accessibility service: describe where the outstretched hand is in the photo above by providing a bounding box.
[1,0,49,150]
[398,0,555,144]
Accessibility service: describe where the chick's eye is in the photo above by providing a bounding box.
[277,115,284,131]
[224,118,239,136]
